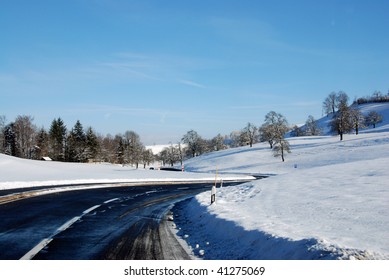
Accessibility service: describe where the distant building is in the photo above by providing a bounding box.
[41,157,52,161]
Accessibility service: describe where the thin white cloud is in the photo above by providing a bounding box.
[178,79,206,88]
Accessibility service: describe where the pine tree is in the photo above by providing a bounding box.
[3,123,17,156]
[85,127,99,162]
[49,118,67,161]
[35,128,49,159]
[116,136,125,165]
[66,120,86,162]
[0,115,6,154]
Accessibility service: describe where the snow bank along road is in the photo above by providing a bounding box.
[0,181,249,260]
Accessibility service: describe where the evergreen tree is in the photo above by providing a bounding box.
[3,123,17,156]
[116,136,125,165]
[0,115,6,154]
[85,127,99,161]
[66,120,86,162]
[35,128,49,159]
[49,118,67,161]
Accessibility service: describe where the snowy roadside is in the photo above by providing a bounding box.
[0,153,253,192]
[172,131,389,260]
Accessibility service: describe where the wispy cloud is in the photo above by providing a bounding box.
[178,79,206,88]
[230,101,320,111]
[68,104,183,124]
[99,62,164,81]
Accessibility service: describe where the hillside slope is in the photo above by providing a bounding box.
[177,103,389,259]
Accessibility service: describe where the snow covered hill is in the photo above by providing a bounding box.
[307,102,389,135]
[176,103,389,259]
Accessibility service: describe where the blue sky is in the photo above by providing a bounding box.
[1,0,388,144]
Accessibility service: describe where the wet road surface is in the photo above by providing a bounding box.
[0,183,213,260]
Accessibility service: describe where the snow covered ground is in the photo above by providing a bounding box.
[1,102,388,260]
[0,154,251,191]
[173,103,389,260]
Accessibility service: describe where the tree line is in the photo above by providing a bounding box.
[1,90,385,165]
[179,110,292,162]
[0,110,293,165]
[322,91,384,140]
[0,116,154,167]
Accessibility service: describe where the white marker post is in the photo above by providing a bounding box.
[211,185,216,204]
[211,166,218,204]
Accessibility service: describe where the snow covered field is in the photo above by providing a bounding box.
[0,155,252,191]
[173,104,389,260]
[1,103,388,260]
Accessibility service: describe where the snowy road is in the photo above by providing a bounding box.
[0,183,220,260]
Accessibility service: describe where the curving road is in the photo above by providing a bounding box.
[0,183,220,260]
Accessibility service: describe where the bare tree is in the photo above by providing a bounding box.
[273,138,291,162]
[366,111,383,128]
[14,115,37,159]
[241,122,258,147]
[123,130,144,168]
[349,108,365,135]
[211,134,227,151]
[305,115,321,136]
[291,125,304,137]
[141,148,154,168]
[260,111,289,149]
[323,91,349,116]
[323,92,337,115]
[182,130,203,158]
[330,101,353,140]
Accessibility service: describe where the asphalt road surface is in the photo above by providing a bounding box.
[0,183,217,260]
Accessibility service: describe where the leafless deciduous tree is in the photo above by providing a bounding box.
[260,111,289,149]
[366,111,383,128]
[349,108,365,135]
[323,91,349,116]
[14,115,37,159]
[241,122,258,147]
[273,138,291,162]
[305,115,322,136]
[330,101,353,141]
